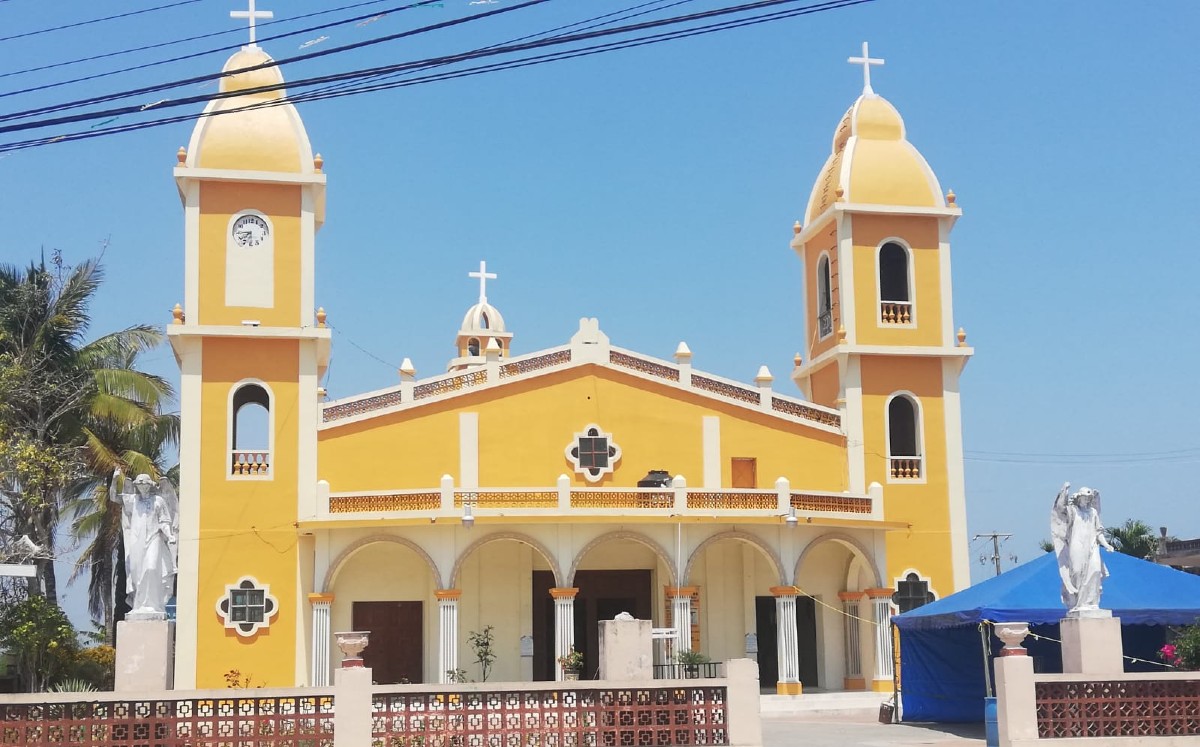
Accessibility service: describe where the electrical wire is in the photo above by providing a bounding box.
[0,0,202,44]
[0,0,450,102]
[0,0,869,148]
[0,0,448,105]
[0,0,397,82]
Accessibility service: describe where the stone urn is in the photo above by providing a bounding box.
[335,631,370,667]
[994,622,1030,656]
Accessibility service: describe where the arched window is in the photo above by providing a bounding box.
[878,241,912,324]
[480,313,490,330]
[817,254,833,338]
[886,394,922,480]
[467,338,480,357]
[231,382,271,477]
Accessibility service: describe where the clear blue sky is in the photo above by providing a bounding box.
[1,1,1197,628]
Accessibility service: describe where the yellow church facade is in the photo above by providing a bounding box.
[167,41,972,695]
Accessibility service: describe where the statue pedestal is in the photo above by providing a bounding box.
[1061,613,1123,675]
[116,616,175,691]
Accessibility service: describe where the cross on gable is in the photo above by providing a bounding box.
[847,41,884,95]
[468,260,497,304]
[231,0,274,47]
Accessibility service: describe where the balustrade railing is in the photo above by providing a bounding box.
[231,450,270,476]
[653,662,725,680]
[889,457,922,480]
[879,301,912,324]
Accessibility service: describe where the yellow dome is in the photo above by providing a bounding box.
[805,93,944,223]
[186,47,314,173]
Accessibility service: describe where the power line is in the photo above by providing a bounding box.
[0,0,397,82]
[0,0,863,140]
[0,0,866,153]
[0,0,447,105]
[0,1,202,44]
[0,0,870,153]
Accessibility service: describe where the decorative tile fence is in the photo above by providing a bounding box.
[372,686,727,747]
[1035,678,1200,738]
[0,670,758,747]
[0,690,335,747]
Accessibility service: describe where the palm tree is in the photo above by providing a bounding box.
[0,256,171,607]
[67,339,177,641]
[1105,519,1160,560]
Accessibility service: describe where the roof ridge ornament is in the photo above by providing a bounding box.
[231,0,274,48]
[468,260,497,305]
[847,41,884,96]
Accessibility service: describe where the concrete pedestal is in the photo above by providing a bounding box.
[1061,614,1123,674]
[598,619,652,681]
[115,617,175,691]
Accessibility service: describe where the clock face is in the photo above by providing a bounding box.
[232,214,269,247]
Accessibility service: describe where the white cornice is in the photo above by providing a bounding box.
[793,343,975,385]
[174,166,326,187]
[791,203,962,249]
[320,343,844,436]
[167,324,331,366]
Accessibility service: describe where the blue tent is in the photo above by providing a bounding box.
[892,550,1200,722]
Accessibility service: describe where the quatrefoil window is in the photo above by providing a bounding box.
[566,424,621,482]
[216,576,278,637]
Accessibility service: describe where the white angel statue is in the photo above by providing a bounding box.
[110,468,179,616]
[1050,482,1113,613]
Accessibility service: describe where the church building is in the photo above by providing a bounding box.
[166,33,972,694]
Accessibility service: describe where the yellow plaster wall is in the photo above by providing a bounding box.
[850,214,944,347]
[809,364,841,411]
[197,182,302,328]
[318,368,847,492]
[858,355,954,597]
[195,337,300,687]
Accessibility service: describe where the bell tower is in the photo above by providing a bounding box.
[167,30,329,688]
[791,44,974,596]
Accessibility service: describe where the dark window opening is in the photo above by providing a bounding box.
[879,242,910,302]
[232,384,269,451]
[893,573,935,613]
[817,255,833,338]
[888,396,918,457]
[468,338,480,356]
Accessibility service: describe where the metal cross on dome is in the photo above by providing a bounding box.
[231,0,274,47]
[469,260,497,304]
[847,41,884,95]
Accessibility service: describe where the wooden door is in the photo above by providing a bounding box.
[352,601,423,684]
[731,458,757,488]
[756,595,819,689]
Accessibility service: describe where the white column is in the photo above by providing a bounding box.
[838,591,864,689]
[437,589,461,683]
[551,588,578,681]
[667,587,694,654]
[868,588,895,691]
[772,586,801,695]
[309,593,333,686]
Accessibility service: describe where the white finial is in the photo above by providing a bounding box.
[468,260,497,304]
[231,0,274,47]
[847,41,884,95]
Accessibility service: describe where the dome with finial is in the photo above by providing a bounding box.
[805,45,947,224]
[184,45,316,174]
[448,261,514,371]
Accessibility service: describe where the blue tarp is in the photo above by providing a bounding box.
[891,551,1200,722]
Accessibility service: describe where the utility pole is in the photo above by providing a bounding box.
[974,532,1014,576]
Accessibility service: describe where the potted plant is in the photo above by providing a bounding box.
[675,649,710,678]
[557,646,584,680]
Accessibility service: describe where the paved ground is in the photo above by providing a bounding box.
[763,713,986,747]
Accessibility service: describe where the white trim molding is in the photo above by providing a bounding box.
[883,391,926,485]
[216,575,279,637]
[227,378,276,480]
[874,237,917,328]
